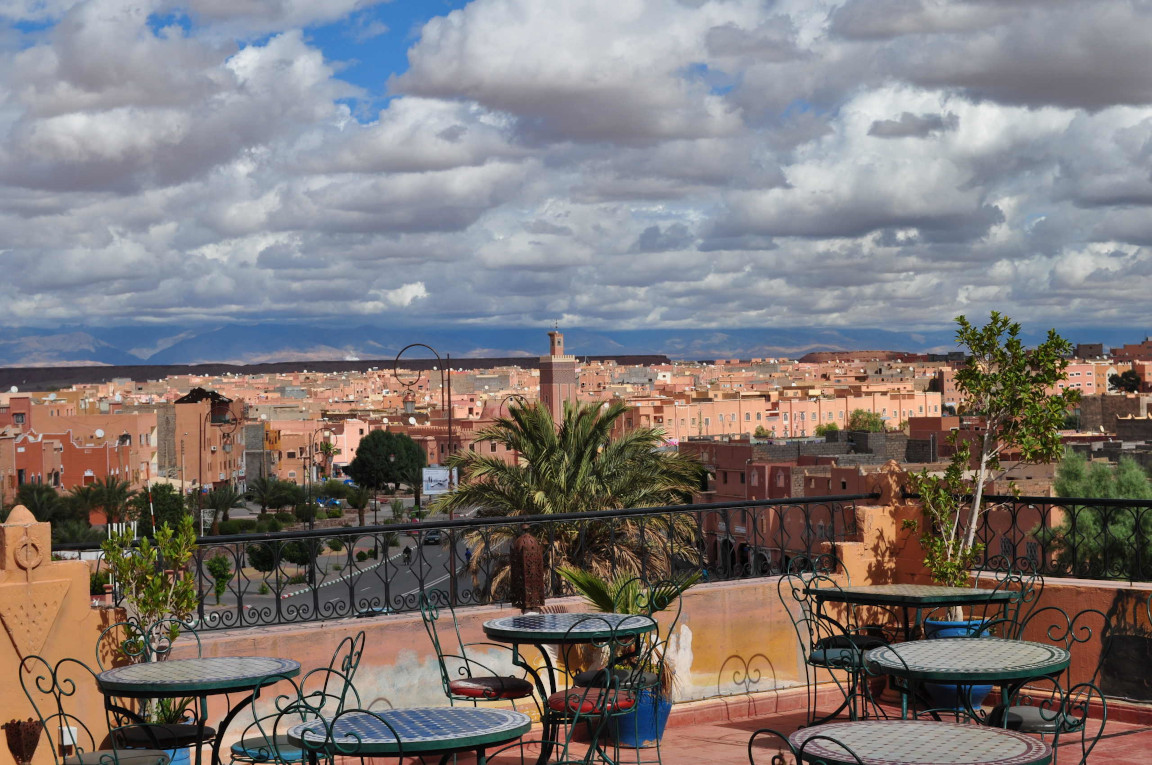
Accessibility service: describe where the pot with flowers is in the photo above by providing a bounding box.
[905,312,1077,710]
[556,567,700,748]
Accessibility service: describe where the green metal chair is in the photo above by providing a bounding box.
[777,556,891,725]
[987,606,1111,764]
[418,590,538,710]
[20,655,170,765]
[229,632,366,765]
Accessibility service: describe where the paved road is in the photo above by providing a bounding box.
[198,532,487,628]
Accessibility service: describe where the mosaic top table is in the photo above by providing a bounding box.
[287,707,532,764]
[789,720,1052,765]
[865,638,1070,721]
[97,656,300,765]
[805,584,1013,639]
[484,613,657,765]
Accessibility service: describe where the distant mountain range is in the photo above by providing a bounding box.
[0,321,1139,371]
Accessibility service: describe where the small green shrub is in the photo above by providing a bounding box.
[294,504,318,523]
[217,518,258,536]
[327,538,345,552]
[287,574,307,584]
[367,547,378,559]
[90,569,111,596]
[326,508,343,519]
[332,564,343,572]
[356,550,368,562]
[258,582,270,595]
[274,511,296,523]
[254,519,283,533]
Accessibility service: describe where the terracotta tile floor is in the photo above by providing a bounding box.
[475,693,1152,765]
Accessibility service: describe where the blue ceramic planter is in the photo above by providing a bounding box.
[922,618,993,712]
[609,689,672,748]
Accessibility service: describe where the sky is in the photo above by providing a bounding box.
[2,0,1152,335]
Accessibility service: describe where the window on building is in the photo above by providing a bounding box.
[13,413,24,424]
[287,451,296,459]
[740,472,745,484]
[756,412,761,421]
[745,412,750,421]
[288,471,296,478]
[776,473,784,487]
[490,442,497,453]
[841,480,848,490]
[704,418,710,426]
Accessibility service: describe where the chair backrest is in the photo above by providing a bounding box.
[419,589,470,695]
[240,672,344,765]
[619,576,689,697]
[20,656,106,765]
[973,555,1045,635]
[314,708,404,765]
[1017,605,1111,687]
[327,632,366,681]
[96,617,202,669]
[749,727,865,765]
[776,570,851,653]
[1056,681,1107,765]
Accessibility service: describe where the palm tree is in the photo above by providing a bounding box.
[345,485,372,527]
[90,477,137,525]
[246,476,280,514]
[204,486,246,535]
[435,400,705,596]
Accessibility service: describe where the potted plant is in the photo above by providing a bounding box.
[101,515,200,764]
[556,567,700,748]
[905,312,1076,708]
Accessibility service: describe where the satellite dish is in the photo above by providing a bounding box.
[48,392,57,400]
[94,429,105,438]
[408,417,417,425]
[114,394,122,402]
[382,418,389,424]
[9,386,16,393]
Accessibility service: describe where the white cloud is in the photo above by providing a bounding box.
[2,0,1152,336]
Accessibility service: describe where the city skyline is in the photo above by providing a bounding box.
[2,2,1151,335]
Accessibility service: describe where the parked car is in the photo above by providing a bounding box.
[423,529,443,546]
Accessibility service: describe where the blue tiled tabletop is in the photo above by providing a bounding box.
[865,638,1070,683]
[790,720,1051,765]
[288,707,532,755]
[97,656,300,696]
[483,612,656,643]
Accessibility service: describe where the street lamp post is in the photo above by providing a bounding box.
[304,423,330,532]
[394,343,456,605]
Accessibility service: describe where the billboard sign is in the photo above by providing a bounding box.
[422,466,457,496]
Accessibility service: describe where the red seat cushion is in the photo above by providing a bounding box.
[547,687,637,715]
[449,676,535,700]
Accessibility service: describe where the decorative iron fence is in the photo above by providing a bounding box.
[972,494,1152,582]
[64,495,867,631]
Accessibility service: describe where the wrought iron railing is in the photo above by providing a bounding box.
[971,494,1152,583]
[65,495,868,631]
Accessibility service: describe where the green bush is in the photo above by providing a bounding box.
[217,518,258,536]
[258,582,270,595]
[367,547,378,559]
[287,574,307,585]
[327,538,345,552]
[205,554,233,605]
[356,550,368,562]
[254,519,283,533]
[294,504,318,523]
[275,512,297,523]
[332,564,343,572]
[90,569,111,596]
[326,508,343,519]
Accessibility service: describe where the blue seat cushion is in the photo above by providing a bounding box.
[231,734,305,763]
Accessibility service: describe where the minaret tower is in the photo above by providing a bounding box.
[539,328,578,422]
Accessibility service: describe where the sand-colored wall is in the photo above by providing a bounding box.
[0,507,122,765]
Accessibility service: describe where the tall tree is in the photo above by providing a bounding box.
[1047,452,1152,579]
[345,485,372,527]
[847,409,886,432]
[204,485,246,535]
[15,484,67,523]
[345,430,427,495]
[90,477,137,525]
[130,483,188,537]
[911,312,1078,590]
[436,400,705,594]
[1109,369,1141,393]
